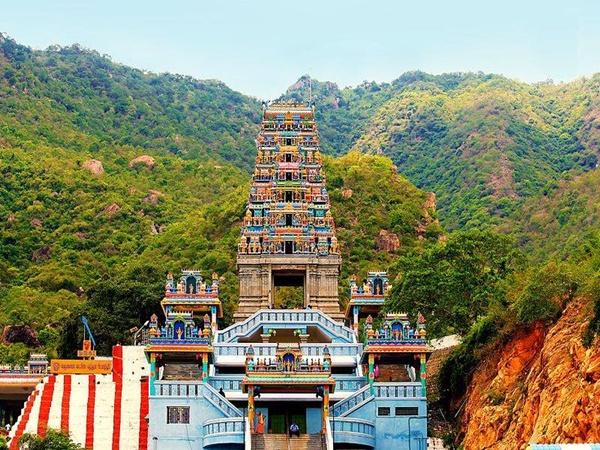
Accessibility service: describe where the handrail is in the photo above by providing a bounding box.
[202,383,243,417]
[217,310,354,344]
[374,382,424,399]
[331,384,372,417]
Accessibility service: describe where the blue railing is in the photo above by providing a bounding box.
[202,383,243,417]
[333,376,366,392]
[202,417,244,447]
[207,376,243,392]
[300,343,362,357]
[374,382,423,399]
[153,381,203,397]
[331,385,372,417]
[152,381,242,418]
[330,417,375,448]
[217,310,354,344]
[213,343,277,358]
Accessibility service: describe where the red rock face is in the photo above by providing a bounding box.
[459,299,600,449]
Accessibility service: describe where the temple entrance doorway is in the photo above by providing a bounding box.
[272,271,305,309]
[255,402,321,435]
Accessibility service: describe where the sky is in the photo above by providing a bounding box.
[1,0,600,99]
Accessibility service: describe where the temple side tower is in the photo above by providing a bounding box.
[235,102,343,321]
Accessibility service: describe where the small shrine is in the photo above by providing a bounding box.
[145,270,222,393]
[361,312,430,394]
[345,271,390,336]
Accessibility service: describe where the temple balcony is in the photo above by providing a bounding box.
[202,417,246,448]
[330,417,376,448]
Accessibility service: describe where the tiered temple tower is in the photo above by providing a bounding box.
[235,102,343,321]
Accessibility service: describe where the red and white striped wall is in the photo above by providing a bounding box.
[8,346,149,450]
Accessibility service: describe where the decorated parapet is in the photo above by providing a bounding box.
[346,271,391,336]
[244,343,332,375]
[365,312,427,342]
[162,270,222,334]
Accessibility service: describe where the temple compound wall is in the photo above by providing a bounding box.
[8,346,149,450]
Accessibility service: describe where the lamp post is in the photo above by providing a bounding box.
[133,320,150,346]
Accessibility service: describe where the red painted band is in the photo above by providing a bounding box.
[85,374,96,449]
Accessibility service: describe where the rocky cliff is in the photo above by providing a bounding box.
[459,298,600,449]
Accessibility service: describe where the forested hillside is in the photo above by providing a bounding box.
[1,31,600,408]
[0,34,261,169]
[285,73,600,229]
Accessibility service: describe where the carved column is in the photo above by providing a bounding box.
[322,385,330,433]
[368,353,375,395]
[248,385,255,433]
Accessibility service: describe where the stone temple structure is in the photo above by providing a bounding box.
[7,103,431,450]
[236,103,342,321]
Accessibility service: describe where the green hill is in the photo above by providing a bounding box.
[0,34,262,170]
[284,73,600,229]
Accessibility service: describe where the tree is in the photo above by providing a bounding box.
[58,264,164,357]
[386,230,521,337]
[19,430,82,450]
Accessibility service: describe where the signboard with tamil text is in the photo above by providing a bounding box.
[50,359,112,374]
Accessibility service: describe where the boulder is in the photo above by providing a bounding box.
[82,159,104,175]
[32,245,51,262]
[143,190,163,205]
[129,155,156,170]
[376,229,400,253]
[341,188,353,199]
[103,203,121,218]
[30,218,42,228]
[1,325,40,347]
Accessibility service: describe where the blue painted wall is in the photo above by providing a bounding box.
[341,397,427,450]
[149,396,232,450]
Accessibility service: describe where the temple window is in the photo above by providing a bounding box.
[395,407,419,416]
[167,406,190,424]
[377,407,391,417]
[285,214,293,227]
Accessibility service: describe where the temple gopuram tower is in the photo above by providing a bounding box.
[235,102,343,321]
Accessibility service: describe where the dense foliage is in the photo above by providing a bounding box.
[284,73,600,229]
[387,230,521,336]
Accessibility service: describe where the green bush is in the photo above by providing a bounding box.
[514,262,578,325]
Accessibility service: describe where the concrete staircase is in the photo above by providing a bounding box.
[252,434,324,450]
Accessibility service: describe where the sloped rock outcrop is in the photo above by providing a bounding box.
[459,299,600,449]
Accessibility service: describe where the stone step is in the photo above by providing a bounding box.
[252,434,323,450]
